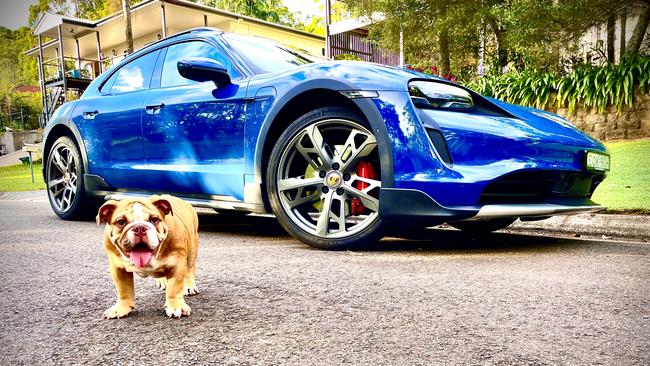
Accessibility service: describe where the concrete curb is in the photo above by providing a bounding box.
[509,213,650,241]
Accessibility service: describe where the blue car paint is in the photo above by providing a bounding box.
[43,28,608,216]
[71,90,150,190]
[141,78,247,199]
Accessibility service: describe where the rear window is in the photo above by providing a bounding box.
[101,50,160,94]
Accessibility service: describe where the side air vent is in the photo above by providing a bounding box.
[425,128,453,165]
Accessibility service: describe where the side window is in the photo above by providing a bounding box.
[108,50,160,94]
[160,41,241,88]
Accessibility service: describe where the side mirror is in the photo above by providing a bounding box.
[177,57,231,87]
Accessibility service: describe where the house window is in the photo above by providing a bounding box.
[160,41,241,88]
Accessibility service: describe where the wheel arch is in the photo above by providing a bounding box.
[254,80,394,209]
[43,121,89,179]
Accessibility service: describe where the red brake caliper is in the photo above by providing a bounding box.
[351,161,377,215]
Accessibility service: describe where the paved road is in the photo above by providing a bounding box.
[0,200,648,365]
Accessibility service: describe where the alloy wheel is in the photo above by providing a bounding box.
[47,142,79,213]
[276,119,381,239]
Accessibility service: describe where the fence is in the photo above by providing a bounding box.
[0,109,34,131]
[330,32,400,66]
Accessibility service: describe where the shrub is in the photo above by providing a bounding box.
[464,55,650,114]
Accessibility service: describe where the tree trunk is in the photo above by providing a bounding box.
[620,9,627,59]
[122,0,134,54]
[439,27,450,77]
[488,18,508,70]
[607,15,615,63]
[625,5,650,57]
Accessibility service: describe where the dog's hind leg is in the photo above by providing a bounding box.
[184,267,199,296]
[184,230,199,296]
[155,277,167,291]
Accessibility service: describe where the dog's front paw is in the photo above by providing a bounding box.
[102,301,134,319]
[155,278,167,291]
[165,299,191,318]
[184,285,199,296]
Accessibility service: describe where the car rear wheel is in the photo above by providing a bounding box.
[448,218,517,233]
[46,136,96,220]
[267,107,384,250]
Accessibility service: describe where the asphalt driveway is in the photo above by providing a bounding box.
[0,199,648,365]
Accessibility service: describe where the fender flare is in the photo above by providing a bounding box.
[252,78,394,189]
[43,114,89,176]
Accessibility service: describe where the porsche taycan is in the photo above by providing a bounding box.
[43,28,610,249]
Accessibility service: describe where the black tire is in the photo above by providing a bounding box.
[448,218,517,233]
[266,106,384,250]
[45,136,98,220]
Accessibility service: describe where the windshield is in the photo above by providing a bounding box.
[222,33,320,74]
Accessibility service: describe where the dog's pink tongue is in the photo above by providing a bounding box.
[130,249,153,267]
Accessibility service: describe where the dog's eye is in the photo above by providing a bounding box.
[150,217,160,224]
[115,219,126,227]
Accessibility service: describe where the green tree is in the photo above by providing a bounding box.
[28,0,118,26]
[348,0,650,75]
[194,0,301,28]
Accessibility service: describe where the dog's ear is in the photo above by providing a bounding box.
[97,201,118,225]
[151,197,173,217]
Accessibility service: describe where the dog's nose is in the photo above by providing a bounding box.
[131,224,149,236]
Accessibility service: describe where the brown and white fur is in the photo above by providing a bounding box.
[96,195,199,319]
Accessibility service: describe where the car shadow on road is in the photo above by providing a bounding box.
[198,212,289,237]
[197,213,591,254]
[378,228,581,253]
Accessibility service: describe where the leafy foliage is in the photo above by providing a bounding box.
[0,27,41,130]
[334,53,363,61]
[194,0,302,28]
[348,0,648,76]
[465,56,650,114]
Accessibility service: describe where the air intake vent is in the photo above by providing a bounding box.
[479,170,605,205]
[425,128,453,165]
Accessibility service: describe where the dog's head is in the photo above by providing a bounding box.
[96,196,173,267]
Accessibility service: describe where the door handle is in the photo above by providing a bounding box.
[145,103,165,114]
[82,110,99,119]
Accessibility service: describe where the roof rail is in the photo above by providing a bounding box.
[123,27,224,60]
[166,27,224,39]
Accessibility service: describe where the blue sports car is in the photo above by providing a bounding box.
[43,28,610,249]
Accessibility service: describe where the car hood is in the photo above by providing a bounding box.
[257,61,435,92]
[486,97,606,151]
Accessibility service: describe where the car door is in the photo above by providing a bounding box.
[141,40,247,199]
[72,49,161,189]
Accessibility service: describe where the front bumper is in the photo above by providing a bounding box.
[379,188,605,226]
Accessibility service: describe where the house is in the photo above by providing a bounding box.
[325,0,400,66]
[12,85,41,94]
[25,0,325,126]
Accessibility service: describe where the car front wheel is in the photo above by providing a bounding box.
[267,107,384,250]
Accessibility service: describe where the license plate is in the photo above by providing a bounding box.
[585,151,610,171]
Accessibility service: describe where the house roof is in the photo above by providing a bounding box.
[13,85,41,93]
[26,0,324,58]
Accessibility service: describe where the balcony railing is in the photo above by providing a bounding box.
[41,55,122,85]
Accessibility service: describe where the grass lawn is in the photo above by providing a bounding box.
[0,163,46,192]
[591,139,650,213]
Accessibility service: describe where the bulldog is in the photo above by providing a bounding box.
[96,195,199,319]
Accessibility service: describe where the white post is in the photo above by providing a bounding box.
[399,29,404,67]
[161,4,167,38]
[96,31,103,73]
[325,0,331,58]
